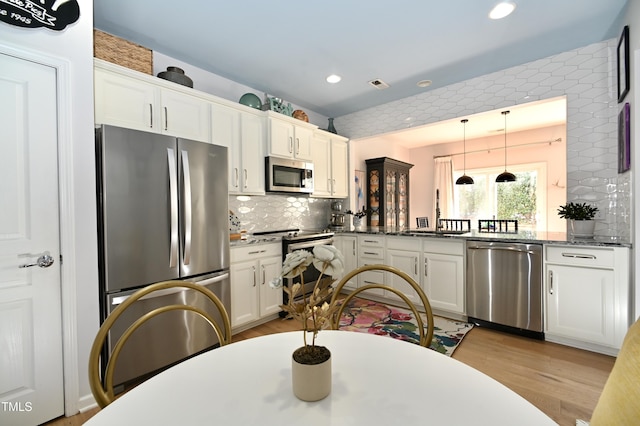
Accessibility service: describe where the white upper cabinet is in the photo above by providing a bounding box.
[211,103,265,195]
[94,59,210,142]
[266,112,315,161]
[159,88,210,141]
[330,135,349,198]
[311,130,349,198]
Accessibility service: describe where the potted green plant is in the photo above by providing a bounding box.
[557,202,598,238]
[270,245,344,401]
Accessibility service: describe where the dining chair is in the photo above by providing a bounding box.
[588,317,640,425]
[88,280,232,408]
[329,264,434,347]
[416,217,429,228]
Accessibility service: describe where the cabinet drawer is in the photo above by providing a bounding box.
[231,243,281,262]
[358,246,384,260]
[386,236,421,251]
[358,235,385,247]
[423,238,464,256]
[545,245,614,268]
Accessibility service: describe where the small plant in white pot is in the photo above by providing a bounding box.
[557,202,598,238]
[270,245,344,401]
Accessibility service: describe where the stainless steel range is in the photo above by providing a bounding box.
[254,229,335,306]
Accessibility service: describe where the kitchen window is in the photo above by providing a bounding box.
[453,162,547,232]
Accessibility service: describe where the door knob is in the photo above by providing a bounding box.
[19,254,55,269]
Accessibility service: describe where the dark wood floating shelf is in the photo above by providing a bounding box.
[478,219,519,233]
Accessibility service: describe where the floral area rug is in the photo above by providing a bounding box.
[338,297,474,356]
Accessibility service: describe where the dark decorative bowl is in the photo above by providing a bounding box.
[157,66,193,88]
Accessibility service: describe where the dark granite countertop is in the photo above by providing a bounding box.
[337,227,631,248]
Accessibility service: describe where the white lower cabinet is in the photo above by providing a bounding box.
[230,243,282,329]
[357,235,385,297]
[544,245,630,353]
[386,237,422,305]
[422,239,465,315]
[333,235,358,290]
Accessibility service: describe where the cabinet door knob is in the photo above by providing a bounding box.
[549,270,554,294]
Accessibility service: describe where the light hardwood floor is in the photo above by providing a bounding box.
[46,318,614,426]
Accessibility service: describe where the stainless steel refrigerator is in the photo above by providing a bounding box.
[95,124,230,386]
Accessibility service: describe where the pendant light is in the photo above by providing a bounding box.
[455,119,474,185]
[496,110,516,183]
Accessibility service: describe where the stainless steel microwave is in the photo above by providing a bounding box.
[265,156,314,193]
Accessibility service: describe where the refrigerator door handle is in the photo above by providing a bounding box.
[181,149,192,266]
[167,148,179,268]
[111,272,230,306]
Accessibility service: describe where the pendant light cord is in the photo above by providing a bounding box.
[462,119,468,172]
[502,110,510,172]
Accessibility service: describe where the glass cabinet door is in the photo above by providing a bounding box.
[365,157,413,228]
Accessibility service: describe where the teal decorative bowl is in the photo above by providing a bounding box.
[239,93,262,109]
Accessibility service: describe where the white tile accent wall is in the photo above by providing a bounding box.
[336,40,630,242]
[229,194,332,233]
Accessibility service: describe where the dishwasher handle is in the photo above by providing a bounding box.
[467,245,539,255]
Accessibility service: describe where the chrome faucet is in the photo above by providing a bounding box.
[435,189,442,231]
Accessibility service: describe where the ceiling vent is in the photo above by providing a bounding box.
[368,78,390,90]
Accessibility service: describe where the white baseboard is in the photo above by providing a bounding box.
[77,393,98,413]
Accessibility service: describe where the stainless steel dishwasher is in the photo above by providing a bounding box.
[466,240,543,339]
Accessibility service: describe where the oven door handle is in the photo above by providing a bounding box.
[110,273,230,306]
[287,238,334,252]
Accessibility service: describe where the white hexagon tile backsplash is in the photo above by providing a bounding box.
[229,195,332,234]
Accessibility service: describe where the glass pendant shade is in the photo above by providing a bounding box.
[456,118,474,185]
[496,110,516,183]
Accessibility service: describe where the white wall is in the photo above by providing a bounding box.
[623,0,640,321]
[0,0,98,415]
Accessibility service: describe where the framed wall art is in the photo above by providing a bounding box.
[618,102,630,173]
[617,25,630,103]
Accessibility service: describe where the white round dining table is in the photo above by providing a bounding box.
[85,330,557,425]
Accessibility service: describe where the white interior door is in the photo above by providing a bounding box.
[0,53,64,425]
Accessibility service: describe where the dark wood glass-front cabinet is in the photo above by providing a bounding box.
[365,157,413,228]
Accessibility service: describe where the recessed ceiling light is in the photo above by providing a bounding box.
[326,74,341,84]
[489,2,516,20]
[417,79,432,88]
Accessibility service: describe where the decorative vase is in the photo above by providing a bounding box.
[353,216,363,230]
[157,66,193,88]
[291,346,331,401]
[569,219,595,238]
[327,118,337,134]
